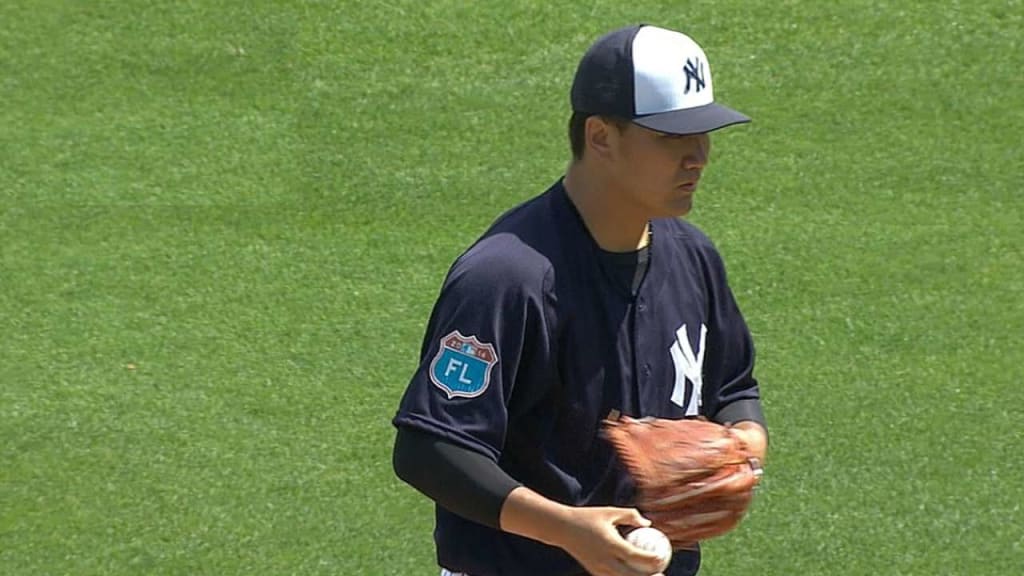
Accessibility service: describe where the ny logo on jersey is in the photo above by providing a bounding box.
[429,330,498,399]
[683,58,706,94]
[669,323,707,415]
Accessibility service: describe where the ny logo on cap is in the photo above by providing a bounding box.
[683,58,706,94]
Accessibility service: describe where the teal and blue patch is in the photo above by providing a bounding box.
[429,331,498,399]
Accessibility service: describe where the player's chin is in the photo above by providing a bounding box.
[665,194,694,217]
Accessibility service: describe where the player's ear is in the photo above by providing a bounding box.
[585,116,616,160]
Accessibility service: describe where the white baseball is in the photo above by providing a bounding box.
[625,527,672,573]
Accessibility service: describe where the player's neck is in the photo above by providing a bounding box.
[564,164,651,253]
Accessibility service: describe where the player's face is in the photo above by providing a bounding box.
[612,124,711,217]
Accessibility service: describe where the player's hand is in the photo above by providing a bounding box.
[555,506,666,576]
[498,488,665,576]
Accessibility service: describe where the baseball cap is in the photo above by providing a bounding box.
[570,24,750,135]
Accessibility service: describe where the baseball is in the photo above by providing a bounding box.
[625,527,672,573]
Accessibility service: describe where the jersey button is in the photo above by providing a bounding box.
[637,301,647,312]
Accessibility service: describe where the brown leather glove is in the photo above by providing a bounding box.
[603,416,764,550]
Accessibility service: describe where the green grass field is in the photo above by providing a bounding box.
[2,1,1022,574]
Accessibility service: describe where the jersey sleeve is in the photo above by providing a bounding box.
[392,238,554,461]
[700,247,767,429]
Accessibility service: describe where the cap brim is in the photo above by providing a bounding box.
[632,102,750,135]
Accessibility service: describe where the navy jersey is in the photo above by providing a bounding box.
[393,179,761,576]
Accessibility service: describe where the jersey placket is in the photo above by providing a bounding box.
[633,294,652,413]
[632,220,673,416]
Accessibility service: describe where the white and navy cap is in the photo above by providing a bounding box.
[570,24,750,135]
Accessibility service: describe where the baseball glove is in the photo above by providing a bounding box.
[602,415,763,550]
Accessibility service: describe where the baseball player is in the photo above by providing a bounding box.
[392,24,768,576]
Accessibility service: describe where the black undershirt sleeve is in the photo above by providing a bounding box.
[712,398,768,434]
[392,426,522,529]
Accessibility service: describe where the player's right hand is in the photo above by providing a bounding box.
[555,506,666,576]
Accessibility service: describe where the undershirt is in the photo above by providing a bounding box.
[597,244,651,298]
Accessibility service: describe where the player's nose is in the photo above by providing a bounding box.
[682,157,706,171]
[682,147,708,170]
[682,135,710,169]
